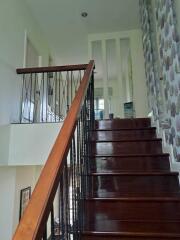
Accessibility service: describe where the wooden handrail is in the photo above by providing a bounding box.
[16,63,88,74]
[13,60,95,240]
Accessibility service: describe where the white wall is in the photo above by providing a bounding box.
[0,122,62,166]
[130,30,148,117]
[0,167,16,240]
[0,121,62,239]
[0,125,10,165]
[0,0,50,126]
[54,31,89,65]
[0,166,42,240]
[12,166,42,233]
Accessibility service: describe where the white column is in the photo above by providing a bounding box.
[102,40,109,119]
[116,38,124,118]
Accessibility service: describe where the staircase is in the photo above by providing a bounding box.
[82,118,180,239]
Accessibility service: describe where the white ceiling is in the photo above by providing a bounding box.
[25,0,140,63]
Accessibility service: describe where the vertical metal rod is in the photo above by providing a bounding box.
[64,159,69,240]
[20,74,25,123]
[55,72,57,123]
[41,73,44,122]
[66,71,69,113]
[33,73,37,123]
[43,224,47,240]
[60,173,65,239]
[58,72,61,121]
[46,72,49,122]
[29,73,33,122]
[71,71,73,105]
[51,206,55,240]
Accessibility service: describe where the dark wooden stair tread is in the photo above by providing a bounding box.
[92,127,156,131]
[90,153,169,158]
[84,200,180,221]
[89,171,178,176]
[89,191,180,198]
[92,138,162,142]
[82,119,180,239]
[83,220,180,239]
[95,118,151,130]
[85,197,180,201]
[83,219,180,234]
[93,141,163,155]
[90,155,170,172]
[91,128,157,141]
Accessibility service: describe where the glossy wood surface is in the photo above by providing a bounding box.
[16,63,88,74]
[90,155,170,172]
[13,60,95,240]
[92,140,163,155]
[91,128,156,141]
[83,118,180,239]
[89,173,179,195]
[95,118,151,129]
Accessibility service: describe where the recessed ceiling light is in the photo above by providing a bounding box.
[81,12,88,18]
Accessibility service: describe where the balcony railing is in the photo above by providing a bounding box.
[17,64,88,123]
[13,60,95,240]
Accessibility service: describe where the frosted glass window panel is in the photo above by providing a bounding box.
[120,38,133,103]
[106,39,118,115]
[91,41,103,81]
[106,39,117,83]
[99,99,105,110]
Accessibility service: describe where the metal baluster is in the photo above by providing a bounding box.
[77,119,82,236]
[58,72,61,121]
[64,159,69,240]
[43,224,47,240]
[41,73,45,122]
[72,136,76,239]
[73,135,78,239]
[71,71,73,106]
[46,72,49,123]
[69,140,73,239]
[60,172,65,239]
[20,74,25,123]
[54,72,57,123]
[29,73,33,122]
[33,73,37,123]
[51,206,55,240]
[66,71,69,113]
[58,183,61,239]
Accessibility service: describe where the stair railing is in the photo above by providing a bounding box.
[17,64,88,123]
[13,60,95,240]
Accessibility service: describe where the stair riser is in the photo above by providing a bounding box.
[92,141,162,155]
[84,220,180,234]
[90,175,179,194]
[91,129,156,141]
[82,236,179,240]
[90,156,170,172]
[95,119,151,129]
[85,201,180,221]
[83,119,180,238]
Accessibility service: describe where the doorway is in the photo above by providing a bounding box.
[89,34,133,119]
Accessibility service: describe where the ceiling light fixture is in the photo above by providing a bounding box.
[81,12,88,18]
